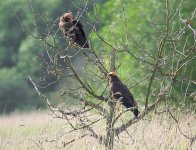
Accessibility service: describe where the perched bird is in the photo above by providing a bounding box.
[108,72,139,117]
[59,12,89,48]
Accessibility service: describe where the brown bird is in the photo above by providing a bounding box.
[59,12,89,48]
[108,72,139,117]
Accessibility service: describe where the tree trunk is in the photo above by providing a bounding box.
[105,99,116,150]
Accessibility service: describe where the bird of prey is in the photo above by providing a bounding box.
[108,72,139,117]
[59,12,89,48]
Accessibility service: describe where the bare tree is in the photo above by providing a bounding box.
[24,0,195,149]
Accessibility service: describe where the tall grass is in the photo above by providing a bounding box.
[0,111,195,150]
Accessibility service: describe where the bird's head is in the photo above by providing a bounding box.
[62,12,74,22]
[107,72,118,81]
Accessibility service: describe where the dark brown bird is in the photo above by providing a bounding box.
[108,72,139,117]
[59,12,89,48]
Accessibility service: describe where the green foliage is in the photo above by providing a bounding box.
[92,0,195,108]
[0,1,32,68]
[0,0,108,114]
[0,68,44,113]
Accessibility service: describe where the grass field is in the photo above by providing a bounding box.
[0,111,195,150]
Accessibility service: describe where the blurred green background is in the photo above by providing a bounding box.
[0,0,195,114]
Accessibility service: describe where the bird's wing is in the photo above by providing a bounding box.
[76,21,83,28]
[112,82,135,104]
[112,82,132,96]
[72,20,85,35]
[64,22,74,30]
